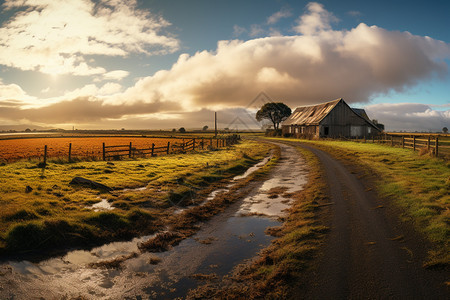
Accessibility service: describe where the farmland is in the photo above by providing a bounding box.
[0,136,221,162]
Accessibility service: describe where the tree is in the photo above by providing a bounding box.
[179,127,186,133]
[202,125,208,131]
[256,102,291,130]
[443,127,448,134]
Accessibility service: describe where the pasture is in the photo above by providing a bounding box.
[0,138,274,256]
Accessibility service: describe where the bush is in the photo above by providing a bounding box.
[265,129,282,137]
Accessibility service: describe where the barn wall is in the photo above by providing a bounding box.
[319,101,374,138]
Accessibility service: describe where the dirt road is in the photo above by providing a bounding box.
[295,143,449,299]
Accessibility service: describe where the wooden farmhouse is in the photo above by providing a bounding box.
[281,98,381,139]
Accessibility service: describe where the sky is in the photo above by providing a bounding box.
[0,0,449,132]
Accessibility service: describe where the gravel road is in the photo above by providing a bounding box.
[296,143,449,299]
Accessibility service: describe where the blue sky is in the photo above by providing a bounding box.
[0,0,448,131]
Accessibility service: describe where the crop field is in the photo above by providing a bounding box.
[0,136,217,162]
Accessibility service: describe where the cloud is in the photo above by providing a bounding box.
[1,2,449,132]
[233,25,247,37]
[365,103,449,132]
[0,0,179,76]
[267,7,292,25]
[0,79,34,101]
[348,10,363,18]
[293,2,338,35]
[113,6,449,111]
[103,70,130,81]
[0,96,182,124]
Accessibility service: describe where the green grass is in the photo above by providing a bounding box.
[0,140,273,255]
[271,137,449,267]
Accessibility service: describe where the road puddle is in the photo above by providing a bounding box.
[238,144,308,217]
[0,142,308,299]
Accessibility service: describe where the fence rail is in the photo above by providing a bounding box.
[30,135,241,165]
[354,133,448,158]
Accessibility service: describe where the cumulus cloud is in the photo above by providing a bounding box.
[294,2,338,35]
[0,79,34,101]
[1,2,449,131]
[365,103,449,132]
[0,0,179,76]
[267,7,292,25]
[112,7,449,111]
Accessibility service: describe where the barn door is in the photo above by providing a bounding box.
[350,125,362,137]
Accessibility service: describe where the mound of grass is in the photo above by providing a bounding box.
[3,209,39,222]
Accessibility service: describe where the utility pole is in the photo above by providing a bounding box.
[214,112,217,137]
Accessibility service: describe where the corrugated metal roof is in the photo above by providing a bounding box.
[282,98,342,126]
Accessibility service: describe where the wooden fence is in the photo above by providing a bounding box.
[356,134,449,158]
[36,135,240,164]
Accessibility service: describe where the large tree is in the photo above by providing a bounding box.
[256,102,292,130]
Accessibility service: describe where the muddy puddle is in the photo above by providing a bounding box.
[0,143,307,299]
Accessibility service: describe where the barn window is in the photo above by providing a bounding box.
[324,126,329,136]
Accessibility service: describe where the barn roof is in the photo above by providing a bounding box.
[282,98,342,126]
[352,108,370,120]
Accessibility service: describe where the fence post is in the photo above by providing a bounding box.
[68,143,72,162]
[102,143,106,161]
[402,136,404,148]
[193,138,196,151]
[129,142,132,158]
[182,139,185,152]
[43,145,47,166]
[391,135,393,147]
[151,143,155,157]
[413,136,416,152]
[216,138,219,148]
[427,136,431,152]
[167,141,170,154]
[435,137,439,157]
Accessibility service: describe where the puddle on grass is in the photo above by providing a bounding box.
[0,142,308,299]
[89,198,115,211]
[87,186,149,212]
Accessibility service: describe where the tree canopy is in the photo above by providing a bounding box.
[256,102,292,130]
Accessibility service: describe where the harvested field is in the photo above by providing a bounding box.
[0,137,215,162]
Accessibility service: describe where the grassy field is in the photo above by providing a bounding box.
[0,139,274,257]
[273,138,449,267]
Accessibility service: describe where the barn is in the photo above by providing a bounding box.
[281,98,381,139]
